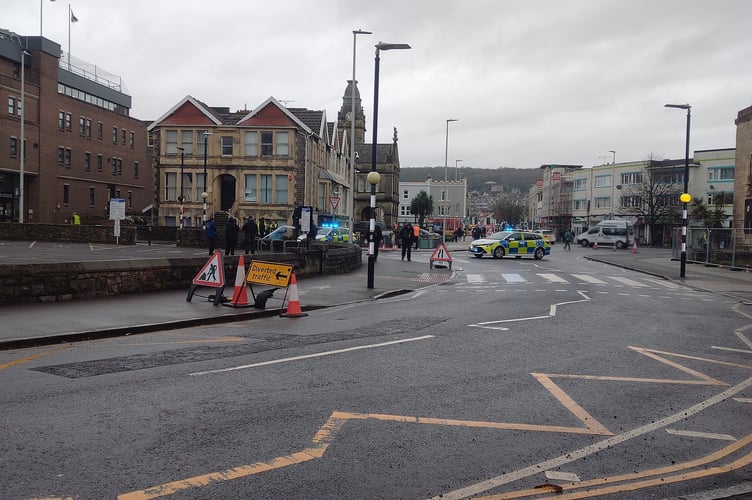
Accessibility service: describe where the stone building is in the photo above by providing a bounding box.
[734,104,752,234]
[0,30,151,223]
[336,80,402,229]
[147,96,349,229]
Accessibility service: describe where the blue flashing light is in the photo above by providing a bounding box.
[321,222,339,228]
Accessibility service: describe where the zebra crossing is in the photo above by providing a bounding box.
[460,272,688,292]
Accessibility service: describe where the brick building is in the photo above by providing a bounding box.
[0,30,151,223]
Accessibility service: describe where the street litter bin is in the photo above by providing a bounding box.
[419,238,438,249]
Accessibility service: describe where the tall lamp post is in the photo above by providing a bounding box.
[202,131,210,228]
[367,41,411,289]
[19,50,29,223]
[443,118,458,243]
[665,103,691,278]
[609,150,616,219]
[349,29,371,242]
[176,147,185,230]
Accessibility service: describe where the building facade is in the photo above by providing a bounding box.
[147,96,349,229]
[397,177,467,230]
[734,105,752,236]
[0,30,151,224]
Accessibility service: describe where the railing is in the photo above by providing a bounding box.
[673,227,752,270]
[59,52,123,92]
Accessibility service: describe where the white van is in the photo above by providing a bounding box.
[576,220,633,249]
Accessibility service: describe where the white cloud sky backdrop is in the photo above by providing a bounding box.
[8,0,752,169]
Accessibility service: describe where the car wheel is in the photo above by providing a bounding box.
[581,240,589,247]
[615,240,625,249]
[492,247,504,259]
[534,247,545,260]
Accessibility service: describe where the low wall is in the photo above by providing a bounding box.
[0,222,136,244]
[0,243,361,304]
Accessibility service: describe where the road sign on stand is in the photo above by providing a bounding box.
[187,251,226,305]
[429,243,453,269]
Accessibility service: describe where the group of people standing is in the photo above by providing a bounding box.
[203,215,276,256]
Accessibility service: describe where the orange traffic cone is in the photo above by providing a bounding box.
[631,241,638,253]
[593,241,599,250]
[227,255,251,307]
[280,273,307,318]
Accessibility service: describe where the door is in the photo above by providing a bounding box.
[220,175,236,212]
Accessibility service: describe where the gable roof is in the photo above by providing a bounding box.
[236,97,313,134]
[147,95,222,131]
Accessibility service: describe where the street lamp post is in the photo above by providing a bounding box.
[665,103,691,278]
[609,150,616,219]
[349,29,371,243]
[367,41,411,289]
[176,147,185,230]
[19,50,29,223]
[443,118,458,243]
[202,131,210,227]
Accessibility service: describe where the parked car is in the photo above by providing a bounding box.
[534,229,556,244]
[260,225,296,250]
[297,227,352,243]
[468,230,551,260]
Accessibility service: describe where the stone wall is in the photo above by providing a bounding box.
[0,243,360,304]
[0,222,136,244]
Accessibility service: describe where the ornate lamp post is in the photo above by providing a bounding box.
[202,131,210,227]
[367,41,411,289]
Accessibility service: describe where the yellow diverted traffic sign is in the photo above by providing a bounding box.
[246,260,293,287]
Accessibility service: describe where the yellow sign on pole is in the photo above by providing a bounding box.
[245,260,293,287]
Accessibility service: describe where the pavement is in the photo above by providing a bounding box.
[2,240,752,351]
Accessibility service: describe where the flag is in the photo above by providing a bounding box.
[70,10,78,23]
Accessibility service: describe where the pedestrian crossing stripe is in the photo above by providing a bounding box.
[571,274,607,285]
[460,272,690,290]
[192,251,225,288]
[502,273,526,283]
[537,273,569,283]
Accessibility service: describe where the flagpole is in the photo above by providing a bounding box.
[68,4,71,70]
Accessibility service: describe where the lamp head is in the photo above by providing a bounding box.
[367,171,381,185]
[354,29,372,35]
[664,103,691,110]
[679,193,691,204]
[202,192,208,200]
[375,42,411,51]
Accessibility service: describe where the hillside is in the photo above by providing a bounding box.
[400,166,541,194]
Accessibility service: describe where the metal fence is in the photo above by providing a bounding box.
[672,227,752,270]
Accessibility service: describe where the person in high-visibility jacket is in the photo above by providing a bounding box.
[412,224,420,249]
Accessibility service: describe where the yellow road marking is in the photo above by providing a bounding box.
[0,347,67,371]
[478,433,752,499]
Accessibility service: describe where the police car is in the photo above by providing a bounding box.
[469,230,551,260]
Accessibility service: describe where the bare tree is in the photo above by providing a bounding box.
[620,155,682,245]
[493,196,526,227]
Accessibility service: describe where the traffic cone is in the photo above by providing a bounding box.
[228,255,251,307]
[631,241,638,253]
[280,273,307,318]
[593,241,599,250]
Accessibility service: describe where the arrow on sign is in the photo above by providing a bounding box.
[275,271,288,281]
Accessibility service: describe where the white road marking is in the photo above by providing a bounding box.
[502,273,526,283]
[431,377,752,500]
[734,398,752,403]
[188,335,434,376]
[610,276,649,287]
[466,274,486,284]
[545,470,581,482]
[571,274,607,285]
[665,429,736,441]
[643,277,683,289]
[537,273,569,283]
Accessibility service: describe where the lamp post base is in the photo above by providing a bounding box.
[367,254,375,289]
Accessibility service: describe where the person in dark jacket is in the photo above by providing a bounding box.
[242,216,259,255]
[399,224,413,261]
[372,225,383,262]
[224,217,239,256]
[205,216,218,255]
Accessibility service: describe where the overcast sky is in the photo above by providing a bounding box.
[9,0,752,170]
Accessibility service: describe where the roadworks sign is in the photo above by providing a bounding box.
[193,251,225,288]
[246,260,293,287]
[429,243,453,269]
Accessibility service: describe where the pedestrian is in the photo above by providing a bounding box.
[71,212,81,225]
[205,216,218,255]
[242,216,259,254]
[258,217,266,237]
[472,225,482,240]
[399,223,413,261]
[413,223,420,250]
[372,225,383,262]
[224,217,239,256]
[563,228,573,251]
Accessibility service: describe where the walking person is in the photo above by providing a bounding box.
[563,228,573,251]
[399,223,413,261]
[372,225,383,262]
[413,223,420,250]
[242,216,259,255]
[224,217,239,256]
[258,217,266,238]
[205,216,218,255]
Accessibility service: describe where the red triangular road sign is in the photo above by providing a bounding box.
[192,251,225,288]
[430,243,452,262]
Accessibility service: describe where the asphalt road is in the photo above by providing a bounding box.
[1,248,750,499]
